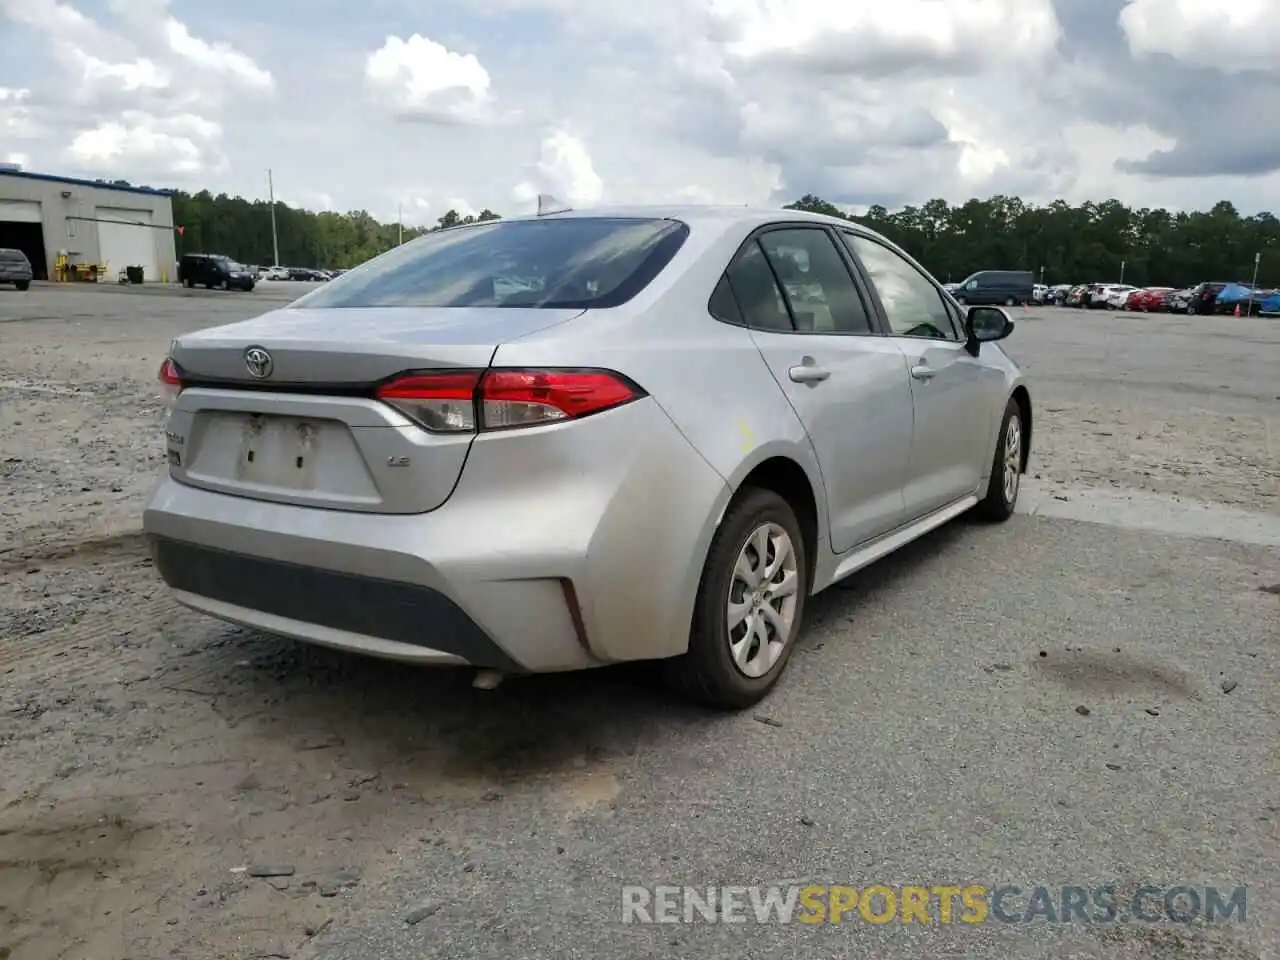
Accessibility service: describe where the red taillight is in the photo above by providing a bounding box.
[375,368,642,433]
[159,358,182,387]
[480,369,639,430]
[158,358,183,415]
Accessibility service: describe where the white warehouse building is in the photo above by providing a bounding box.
[0,166,177,282]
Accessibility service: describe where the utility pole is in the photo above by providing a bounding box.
[1246,251,1261,318]
[398,202,403,246]
[1120,259,1126,285]
[267,168,280,267]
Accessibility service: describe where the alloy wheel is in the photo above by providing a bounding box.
[726,523,799,679]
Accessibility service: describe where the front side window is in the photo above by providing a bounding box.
[843,234,958,341]
[293,217,689,309]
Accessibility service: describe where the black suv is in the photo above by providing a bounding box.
[0,248,33,290]
[179,253,256,291]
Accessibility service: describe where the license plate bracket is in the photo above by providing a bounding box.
[236,415,320,490]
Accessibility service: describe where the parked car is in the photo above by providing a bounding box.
[1165,288,1193,313]
[1125,287,1174,311]
[1047,284,1073,305]
[1184,282,1228,314]
[179,254,256,291]
[951,269,1035,306]
[1064,285,1088,307]
[0,247,33,290]
[1032,283,1048,303]
[1100,284,1139,309]
[144,206,1033,709]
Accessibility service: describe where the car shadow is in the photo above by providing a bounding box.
[162,515,983,793]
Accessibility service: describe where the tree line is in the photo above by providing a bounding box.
[168,189,499,271]
[159,184,1279,287]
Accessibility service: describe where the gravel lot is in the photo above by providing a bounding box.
[1,286,1277,960]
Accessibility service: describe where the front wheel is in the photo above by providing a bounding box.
[665,488,808,709]
[975,399,1023,522]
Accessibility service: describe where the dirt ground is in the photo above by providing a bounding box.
[1,290,1277,960]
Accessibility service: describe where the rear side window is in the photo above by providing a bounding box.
[294,217,690,309]
[725,242,792,331]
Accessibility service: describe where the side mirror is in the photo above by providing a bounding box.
[965,306,1014,355]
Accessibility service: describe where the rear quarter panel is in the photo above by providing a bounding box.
[490,216,828,657]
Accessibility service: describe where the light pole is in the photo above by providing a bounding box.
[267,168,280,267]
[1119,259,1126,285]
[1245,251,1261,317]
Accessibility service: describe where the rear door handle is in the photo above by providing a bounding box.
[789,362,830,383]
[909,364,935,380]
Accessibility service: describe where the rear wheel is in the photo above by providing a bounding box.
[15,280,29,291]
[975,399,1023,522]
[666,488,808,709]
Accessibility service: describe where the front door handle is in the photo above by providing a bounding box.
[789,360,830,383]
[909,364,935,380]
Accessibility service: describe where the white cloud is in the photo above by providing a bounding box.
[163,18,274,92]
[67,111,222,178]
[364,34,492,124]
[1120,0,1280,72]
[709,0,1060,71]
[0,0,271,181]
[0,87,38,138]
[513,130,604,208]
[73,52,170,93]
[4,0,1280,217]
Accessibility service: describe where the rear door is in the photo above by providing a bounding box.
[719,225,915,553]
[841,231,1003,519]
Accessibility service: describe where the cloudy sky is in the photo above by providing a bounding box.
[2,0,1279,225]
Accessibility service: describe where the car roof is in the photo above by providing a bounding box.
[469,204,898,245]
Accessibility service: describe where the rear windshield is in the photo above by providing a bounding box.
[292,217,690,310]
[0,249,27,262]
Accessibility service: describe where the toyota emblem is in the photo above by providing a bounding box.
[244,346,273,379]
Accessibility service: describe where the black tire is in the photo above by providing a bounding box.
[665,487,808,709]
[15,280,29,291]
[975,398,1023,522]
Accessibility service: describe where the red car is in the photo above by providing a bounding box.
[1125,287,1174,311]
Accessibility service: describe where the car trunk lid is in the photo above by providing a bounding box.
[165,306,584,514]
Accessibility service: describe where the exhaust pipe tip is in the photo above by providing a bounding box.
[472,669,505,690]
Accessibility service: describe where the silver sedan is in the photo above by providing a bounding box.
[143,205,1031,708]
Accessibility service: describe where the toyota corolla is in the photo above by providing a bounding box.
[143,205,1032,709]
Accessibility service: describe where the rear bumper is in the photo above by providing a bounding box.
[142,397,731,673]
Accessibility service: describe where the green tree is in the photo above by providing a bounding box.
[166,187,1280,287]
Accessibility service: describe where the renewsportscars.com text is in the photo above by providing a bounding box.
[621,884,1247,925]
